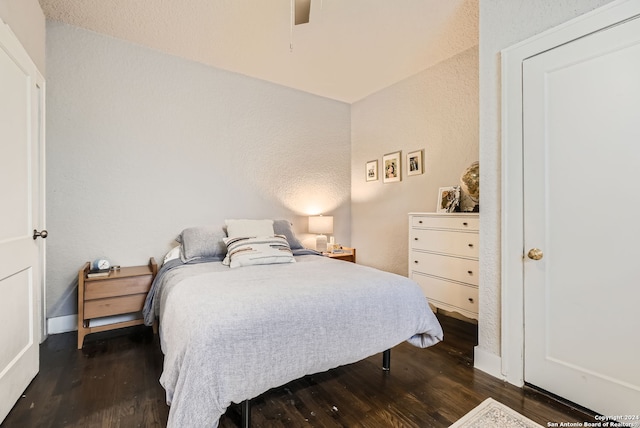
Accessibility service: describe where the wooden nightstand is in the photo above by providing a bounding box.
[324,247,356,263]
[77,258,157,349]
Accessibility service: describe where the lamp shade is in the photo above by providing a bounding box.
[308,215,333,234]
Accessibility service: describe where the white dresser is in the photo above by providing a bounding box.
[408,212,479,320]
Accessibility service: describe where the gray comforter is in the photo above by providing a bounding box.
[145,254,443,427]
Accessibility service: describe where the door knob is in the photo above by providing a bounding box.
[527,248,543,260]
[33,229,48,240]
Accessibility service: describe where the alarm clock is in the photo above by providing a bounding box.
[91,258,111,271]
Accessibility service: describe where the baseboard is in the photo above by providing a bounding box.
[474,346,504,380]
[47,314,78,334]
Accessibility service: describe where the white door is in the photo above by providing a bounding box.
[523,15,640,415]
[0,20,45,423]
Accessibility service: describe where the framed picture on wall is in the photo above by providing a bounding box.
[383,151,401,183]
[366,160,378,181]
[407,150,424,176]
[437,186,461,213]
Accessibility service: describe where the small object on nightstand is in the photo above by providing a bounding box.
[324,246,356,263]
[77,257,157,349]
[87,258,112,277]
[87,269,110,278]
[91,258,111,271]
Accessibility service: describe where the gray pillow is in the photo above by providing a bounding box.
[273,219,304,250]
[177,226,227,262]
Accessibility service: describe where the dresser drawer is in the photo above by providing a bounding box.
[412,273,478,314]
[411,215,478,231]
[410,229,478,257]
[85,275,152,300]
[410,251,479,286]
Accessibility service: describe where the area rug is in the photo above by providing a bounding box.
[450,398,543,428]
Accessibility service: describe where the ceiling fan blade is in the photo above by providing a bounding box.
[295,0,311,25]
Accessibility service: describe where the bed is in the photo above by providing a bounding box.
[143,221,443,427]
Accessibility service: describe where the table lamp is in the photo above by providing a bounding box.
[308,215,333,252]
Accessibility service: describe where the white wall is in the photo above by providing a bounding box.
[477,0,617,369]
[43,0,621,354]
[0,0,45,73]
[45,22,351,318]
[351,46,479,276]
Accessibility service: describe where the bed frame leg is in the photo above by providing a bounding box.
[241,399,251,428]
[382,349,391,371]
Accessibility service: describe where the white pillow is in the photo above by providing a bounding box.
[222,235,295,268]
[162,245,182,265]
[225,219,274,238]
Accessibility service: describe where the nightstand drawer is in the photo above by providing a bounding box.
[411,215,478,231]
[410,252,478,286]
[412,273,478,314]
[85,275,152,300]
[84,294,147,319]
[411,229,478,257]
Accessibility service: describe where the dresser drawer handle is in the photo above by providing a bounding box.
[463,222,468,226]
[468,298,474,303]
[414,237,419,241]
[418,220,423,224]
[467,270,473,275]
[414,260,419,264]
[468,243,474,248]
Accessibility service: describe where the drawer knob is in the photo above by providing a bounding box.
[414,260,419,264]
[468,243,474,248]
[414,237,419,241]
[418,220,423,224]
[467,270,473,275]
[468,298,474,303]
[463,222,468,226]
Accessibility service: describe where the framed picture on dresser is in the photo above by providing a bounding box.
[437,186,460,213]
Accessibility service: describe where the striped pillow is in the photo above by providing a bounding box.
[222,235,295,268]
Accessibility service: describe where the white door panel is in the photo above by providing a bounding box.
[0,38,30,242]
[0,20,43,424]
[523,15,640,415]
[0,270,33,368]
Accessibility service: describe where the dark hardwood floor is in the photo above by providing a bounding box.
[2,314,596,427]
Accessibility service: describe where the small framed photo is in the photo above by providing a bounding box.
[437,186,461,213]
[366,160,378,181]
[383,151,401,183]
[407,150,424,176]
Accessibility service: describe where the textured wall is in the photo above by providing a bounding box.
[351,46,479,276]
[0,0,45,73]
[45,22,351,318]
[478,0,617,359]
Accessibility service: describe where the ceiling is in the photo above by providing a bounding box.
[38,0,478,103]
